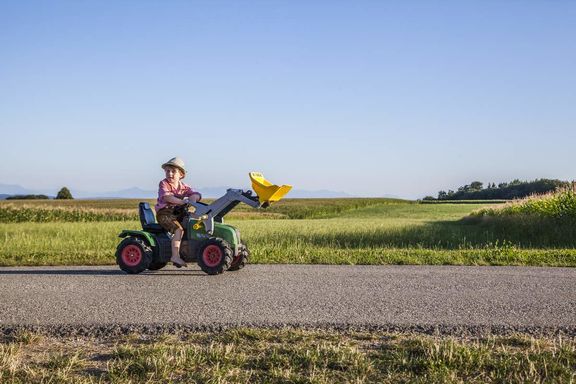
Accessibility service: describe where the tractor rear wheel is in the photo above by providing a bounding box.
[229,242,249,271]
[116,237,153,274]
[196,238,233,275]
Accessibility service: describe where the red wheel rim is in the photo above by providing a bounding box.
[203,245,223,267]
[121,245,142,267]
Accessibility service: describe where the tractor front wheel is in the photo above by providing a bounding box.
[116,237,153,274]
[197,238,233,275]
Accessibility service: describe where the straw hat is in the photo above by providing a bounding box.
[161,157,186,178]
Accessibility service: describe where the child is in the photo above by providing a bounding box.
[155,157,201,267]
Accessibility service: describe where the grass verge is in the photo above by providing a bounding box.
[1,329,575,383]
[2,219,576,267]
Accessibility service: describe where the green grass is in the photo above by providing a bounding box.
[1,329,575,383]
[0,221,123,265]
[1,200,576,267]
[237,203,576,266]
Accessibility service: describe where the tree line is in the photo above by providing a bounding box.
[5,187,74,200]
[423,179,570,201]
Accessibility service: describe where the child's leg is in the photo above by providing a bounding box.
[157,208,187,266]
[171,227,185,263]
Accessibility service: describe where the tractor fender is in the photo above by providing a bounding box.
[118,230,157,247]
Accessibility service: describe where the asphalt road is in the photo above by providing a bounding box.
[1,265,575,335]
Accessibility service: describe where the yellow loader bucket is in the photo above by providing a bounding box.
[249,172,292,204]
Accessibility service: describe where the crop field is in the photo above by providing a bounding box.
[1,197,575,267]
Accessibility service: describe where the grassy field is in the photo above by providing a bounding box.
[1,329,575,383]
[1,197,576,267]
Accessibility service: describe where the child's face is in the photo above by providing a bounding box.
[164,166,183,182]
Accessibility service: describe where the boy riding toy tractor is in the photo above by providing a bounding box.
[115,172,291,275]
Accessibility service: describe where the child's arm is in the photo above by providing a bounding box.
[183,184,202,202]
[187,192,201,203]
[158,180,192,207]
[164,194,189,205]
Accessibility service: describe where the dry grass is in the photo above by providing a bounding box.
[1,329,575,383]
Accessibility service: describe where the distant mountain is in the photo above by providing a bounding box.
[198,187,355,198]
[198,187,240,198]
[0,183,56,199]
[285,189,354,198]
[0,183,42,195]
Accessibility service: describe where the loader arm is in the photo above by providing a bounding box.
[185,172,292,235]
[186,189,260,234]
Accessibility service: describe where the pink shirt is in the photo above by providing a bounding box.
[155,179,201,212]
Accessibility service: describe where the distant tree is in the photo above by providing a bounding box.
[423,196,436,201]
[458,185,470,193]
[56,187,73,200]
[437,191,448,200]
[470,181,483,191]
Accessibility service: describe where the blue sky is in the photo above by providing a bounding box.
[1,1,575,199]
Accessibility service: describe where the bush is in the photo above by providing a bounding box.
[6,195,50,200]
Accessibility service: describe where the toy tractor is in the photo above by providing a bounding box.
[115,172,291,275]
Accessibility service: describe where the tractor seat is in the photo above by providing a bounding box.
[138,202,166,233]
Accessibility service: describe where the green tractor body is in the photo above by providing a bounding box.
[118,222,239,252]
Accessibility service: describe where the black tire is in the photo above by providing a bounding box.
[147,261,168,271]
[229,242,249,271]
[196,237,233,275]
[116,237,153,274]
